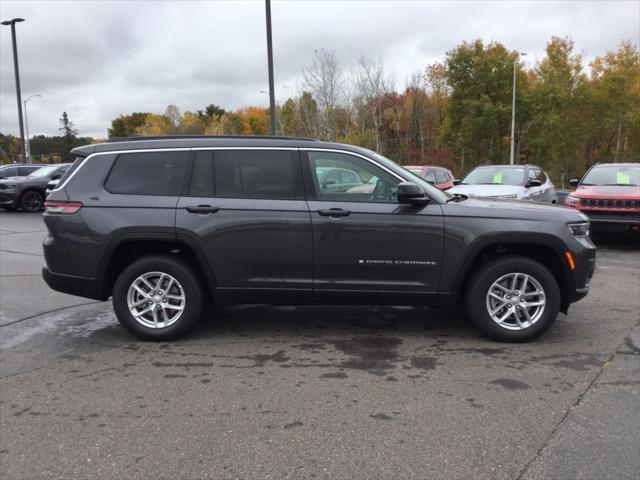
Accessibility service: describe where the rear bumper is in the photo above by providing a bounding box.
[42,267,108,301]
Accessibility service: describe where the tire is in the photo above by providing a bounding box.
[19,190,44,212]
[112,255,204,341]
[464,255,561,342]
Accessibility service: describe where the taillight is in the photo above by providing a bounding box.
[44,201,83,214]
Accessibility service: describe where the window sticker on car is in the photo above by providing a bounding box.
[617,171,630,184]
[493,173,503,184]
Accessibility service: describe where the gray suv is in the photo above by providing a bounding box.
[42,136,596,342]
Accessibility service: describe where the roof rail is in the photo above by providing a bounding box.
[107,135,319,143]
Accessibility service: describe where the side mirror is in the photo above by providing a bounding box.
[453,179,461,186]
[526,179,542,188]
[568,179,580,187]
[397,182,429,206]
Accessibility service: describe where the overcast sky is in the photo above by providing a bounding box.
[1,0,638,138]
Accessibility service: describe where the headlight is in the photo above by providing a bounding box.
[568,222,589,236]
[3,184,17,190]
[565,195,580,205]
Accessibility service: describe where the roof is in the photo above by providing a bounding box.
[70,135,361,157]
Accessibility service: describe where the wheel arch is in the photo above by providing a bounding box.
[449,234,572,313]
[99,235,216,300]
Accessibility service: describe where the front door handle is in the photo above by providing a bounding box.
[186,205,219,214]
[318,208,351,218]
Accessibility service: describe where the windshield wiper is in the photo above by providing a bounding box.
[446,193,468,202]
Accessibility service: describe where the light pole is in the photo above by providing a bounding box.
[510,52,526,165]
[1,18,26,162]
[264,0,276,135]
[24,94,42,163]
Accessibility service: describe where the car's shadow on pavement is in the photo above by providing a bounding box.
[185,304,475,342]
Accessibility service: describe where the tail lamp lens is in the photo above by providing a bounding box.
[44,201,82,214]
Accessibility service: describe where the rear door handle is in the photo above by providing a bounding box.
[186,205,219,214]
[318,208,351,218]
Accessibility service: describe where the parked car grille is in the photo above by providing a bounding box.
[580,198,638,208]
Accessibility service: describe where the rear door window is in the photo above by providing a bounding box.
[213,150,303,200]
[105,151,189,196]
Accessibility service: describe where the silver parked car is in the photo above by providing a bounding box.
[448,164,557,203]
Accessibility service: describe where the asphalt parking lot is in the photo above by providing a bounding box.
[1,211,638,480]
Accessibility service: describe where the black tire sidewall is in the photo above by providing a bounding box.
[112,255,203,341]
[465,256,561,342]
[20,191,44,212]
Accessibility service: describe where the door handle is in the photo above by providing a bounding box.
[186,205,219,214]
[318,208,351,218]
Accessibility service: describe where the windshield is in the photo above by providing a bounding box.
[461,167,525,186]
[581,165,640,186]
[28,165,58,178]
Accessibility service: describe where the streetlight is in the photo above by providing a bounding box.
[264,0,276,135]
[1,17,26,162]
[510,51,527,165]
[24,94,42,163]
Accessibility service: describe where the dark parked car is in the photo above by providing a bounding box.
[448,164,557,203]
[0,164,70,212]
[42,136,595,342]
[564,163,640,234]
[405,165,455,191]
[0,163,46,179]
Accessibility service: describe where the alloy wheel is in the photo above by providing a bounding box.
[485,272,546,330]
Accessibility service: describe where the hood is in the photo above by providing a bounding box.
[448,184,523,197]
[443,197,588,223]
[573,185,640,200]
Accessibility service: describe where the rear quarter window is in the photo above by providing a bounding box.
[105,151,189,196]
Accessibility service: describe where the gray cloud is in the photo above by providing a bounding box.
[1,0,638,138]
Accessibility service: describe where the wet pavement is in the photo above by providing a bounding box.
[1,212,638,479]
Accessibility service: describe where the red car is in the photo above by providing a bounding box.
[404,165,455,190]
[564,163,640,234]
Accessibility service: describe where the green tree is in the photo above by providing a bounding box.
[441,40,528,167]
[108,112,149,138]
[527,37,586,181]
[58,112,78,161]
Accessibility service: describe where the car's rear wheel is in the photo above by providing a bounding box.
[112,255,203,341]
[19,191,44,212]
[465,255,560,342]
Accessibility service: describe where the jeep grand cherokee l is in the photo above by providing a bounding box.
[42,136,596,342]
[565,163,640,235]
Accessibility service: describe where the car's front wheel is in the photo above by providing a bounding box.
[112,255,204,341]
[19,190,44,212]
[465,255,561,342]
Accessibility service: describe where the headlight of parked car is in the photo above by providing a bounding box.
[565,195,580,205]
[568,222,589,236]
[3,183,17,190]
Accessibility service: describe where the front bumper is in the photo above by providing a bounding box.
[567,236,597,305]
[0,191,19,206]
[583,211,640,234]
